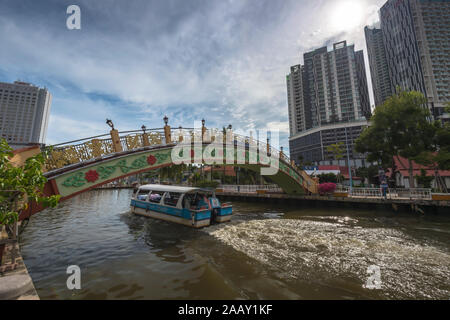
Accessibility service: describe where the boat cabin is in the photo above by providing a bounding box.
[130,184,232,228]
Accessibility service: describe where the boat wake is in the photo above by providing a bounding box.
[202,218,450,299]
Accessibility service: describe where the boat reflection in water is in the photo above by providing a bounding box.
[130,185,232,228]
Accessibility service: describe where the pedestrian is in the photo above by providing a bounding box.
[381,179,388,199]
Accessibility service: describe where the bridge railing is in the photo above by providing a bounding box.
[44,129,168,171]
[44,128,291,170]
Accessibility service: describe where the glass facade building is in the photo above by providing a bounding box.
[379,0,450,119]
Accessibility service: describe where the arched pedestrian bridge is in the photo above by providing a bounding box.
[20,122,318,219]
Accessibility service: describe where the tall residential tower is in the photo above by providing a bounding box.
[364,26,393,107]
[287,41,370,167]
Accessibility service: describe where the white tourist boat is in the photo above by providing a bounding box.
[130,184,233,228]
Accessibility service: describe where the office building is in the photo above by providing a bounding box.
[0,81,52,148]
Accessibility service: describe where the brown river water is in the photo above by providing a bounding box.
[19,189,450,299]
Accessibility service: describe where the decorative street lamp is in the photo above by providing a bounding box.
[201,119,205,127]
[163,116,171,143]
[227,124,232,130]
[141,125,147,134]
[106,119,114,130]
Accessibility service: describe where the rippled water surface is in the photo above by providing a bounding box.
[20,189,450,299]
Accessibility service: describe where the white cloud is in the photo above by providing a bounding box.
[0,0,386,150]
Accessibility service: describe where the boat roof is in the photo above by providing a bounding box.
[138,184,201,193]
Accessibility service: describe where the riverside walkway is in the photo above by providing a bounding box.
[216,185,450,213]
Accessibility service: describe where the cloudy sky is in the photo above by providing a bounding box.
[0,0,385,148]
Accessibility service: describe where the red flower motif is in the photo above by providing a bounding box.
[85,170,99,183]
[147,155,157,165]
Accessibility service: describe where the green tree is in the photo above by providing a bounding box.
[355,89,436,188]
[412,115,450,192]
[0,139,60,226]
[415,169,433,189]
[356,165,380,186]
[316,173,338,184]
[297,155,304,167]
[326,142,345,183]
[326,142,345,163]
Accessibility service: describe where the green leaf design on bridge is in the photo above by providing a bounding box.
[61,152,170,188]
[61,172,86,188]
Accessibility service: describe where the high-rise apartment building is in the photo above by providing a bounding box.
[355,50,371,118]
[0,81,52,148]
[287,65,306,136]
[364,26,393,107]
[379,0,450,119]
[287,41,370,167]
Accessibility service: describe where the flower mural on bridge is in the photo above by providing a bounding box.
[146,155,157,165]
[85,170,99,183]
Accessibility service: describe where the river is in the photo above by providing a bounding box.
[19,189,450,299]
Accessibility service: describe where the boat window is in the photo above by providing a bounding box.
[182,193,195,209]
[136,189,150,201]
[164,192,182,207]
[148,191,164,203]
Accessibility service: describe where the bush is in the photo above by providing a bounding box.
[317,173,338,183]
[319,182,337,195]
[194,180,220,189]
[0,139,60,226]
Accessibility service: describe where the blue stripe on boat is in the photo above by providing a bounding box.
[131,199,211,221]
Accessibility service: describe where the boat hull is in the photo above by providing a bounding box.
[131,206,211,228]
[130,199,232,228]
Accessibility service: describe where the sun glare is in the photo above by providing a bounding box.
[329,1,365,32]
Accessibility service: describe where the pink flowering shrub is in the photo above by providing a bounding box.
[319,182,337,195]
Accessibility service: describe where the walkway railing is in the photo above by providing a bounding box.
[219,185,283,193]
[335,186,432,200]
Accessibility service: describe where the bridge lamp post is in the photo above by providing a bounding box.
[201,119,206,141]
[106,119,123,153]
[141,125,150,147]
[106,119,114,130]
[163,116,171,144]
[178,126,184,142]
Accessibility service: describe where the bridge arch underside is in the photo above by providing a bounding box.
[20,145,312,219]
